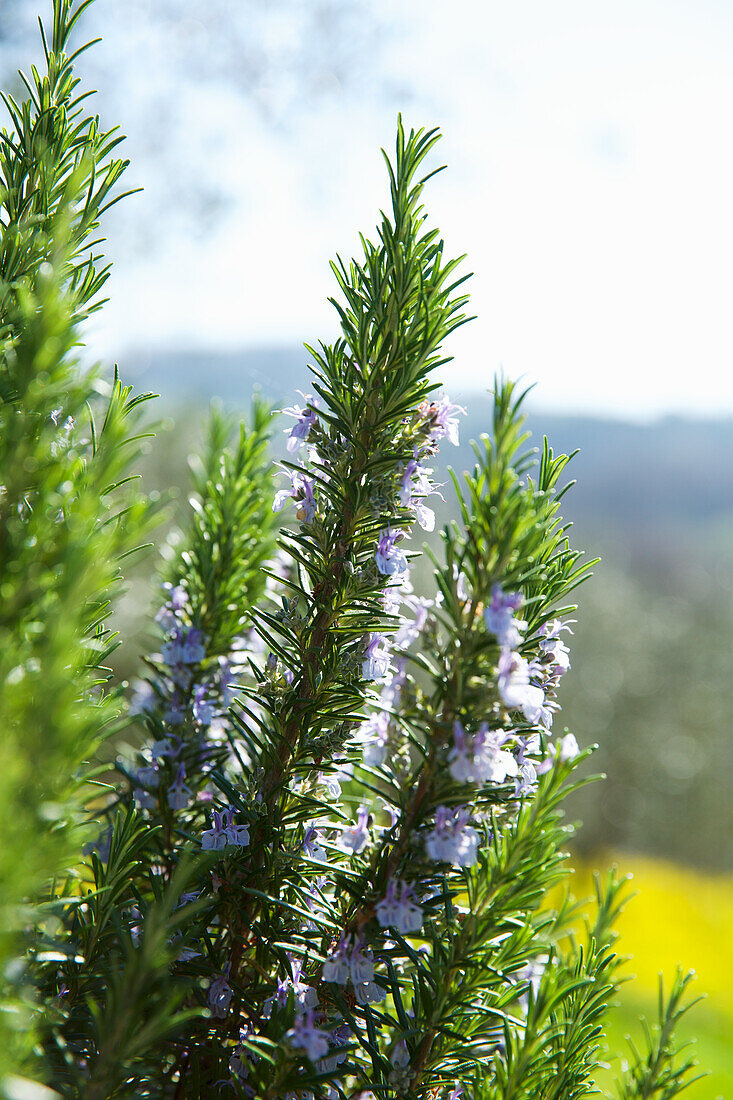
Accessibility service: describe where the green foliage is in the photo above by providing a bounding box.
[564,562,733,870]
[0,0,151,1087]
[169,398,278,657]
[617,971,705,1100]
[0,0,132,342]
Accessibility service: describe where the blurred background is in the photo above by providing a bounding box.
[2,1,732,1091]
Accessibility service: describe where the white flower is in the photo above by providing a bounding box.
[558,733,579,761]
[341,806,371,854]
[498,650,545,723]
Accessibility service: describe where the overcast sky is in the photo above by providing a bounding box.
[20,0,733,420]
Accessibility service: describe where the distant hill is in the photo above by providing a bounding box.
[122,344,733,562]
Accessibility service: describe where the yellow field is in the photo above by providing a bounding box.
[573,852,733,1097]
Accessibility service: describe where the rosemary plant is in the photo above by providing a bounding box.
[0,3,707,1099]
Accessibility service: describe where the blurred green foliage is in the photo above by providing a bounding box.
[0,0,152,1082]
[564,560,733,870]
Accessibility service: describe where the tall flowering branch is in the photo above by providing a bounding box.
[252,120,471,798]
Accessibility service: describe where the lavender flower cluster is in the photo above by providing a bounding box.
[128,582,244,816]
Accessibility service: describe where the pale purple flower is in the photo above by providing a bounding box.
[322,938,351,984]
[538,732,580,775]
[154,583,187,632]
[164,694,187,726]
[289,957,319,1011]
[446,721,475,783]
[558,732,579,761]
[473,725,519,784]
[302,825,327,863]
[273,469,316,523]
[398,450,440,531]
[484,584,526,648]
[133,763,159,810]
[229,1050,250,1082]
[129,680,156,717]
[379,798,401,831]
[540,618,574,644]
[164,582,186,611]
[341,806,371,854]
[262,977,288,1019]
[135,764,160,788]
[201,809,229,850]
[354,980,386,1005]
[317,771,342,800]
[229,1027,255,1080]
[413,498,436,531]
[516,762,538,796]
[349,939,375,985]
[287,1008,330,1062]
[264,958,319,1017]
[381,582,404,617]
[176,890,200,908]
[133,787,157,810]
[318,1024,352,1074]
[282,394,318,453]
[543,637,571,674]
[362,633,391,681]
[375,528,409,576]
[209,966,233,1018]
[193,683,214,727]
[539,619,573,680]
[394,595,432,649]
[148,739,177,765]
[83,826,112,863]
[515,742,539,794]
[161,627,206,668]
[497,650,545,724]
[537,696,561,729]
[375,879,423,935]
[380,659,407,707]
[448,722,517,785]
[201,808,249,850]
[302,876,328,933]
[419,395,466,446]
[425,805,480,868]
[218,657,238,707]
[398,455,420,507]
[174,941,202,963]
[390,1040,410,1071]
[452,563,469,603]
[167,763,192,811]
[223,809,250,847]
[360,710,390,767]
